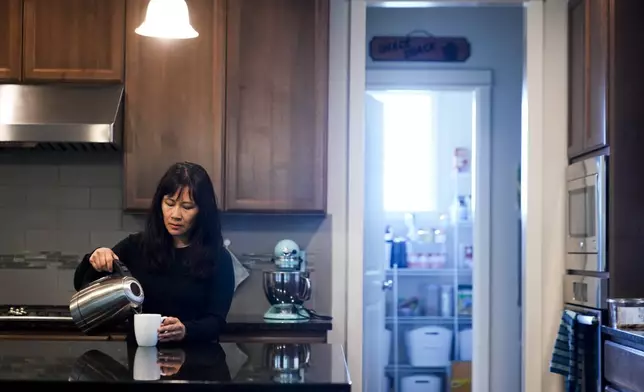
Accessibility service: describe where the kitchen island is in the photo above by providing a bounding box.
[0,339,350,391]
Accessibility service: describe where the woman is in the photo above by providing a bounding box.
[74,162,235,343]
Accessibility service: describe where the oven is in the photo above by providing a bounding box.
[566,155,607,272]
[564,275,606,392]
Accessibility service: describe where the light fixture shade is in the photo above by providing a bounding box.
[135,0,199,39]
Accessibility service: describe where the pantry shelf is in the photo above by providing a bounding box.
[385,268,473,277]
[385,364,449,377]
[385,316,472,325]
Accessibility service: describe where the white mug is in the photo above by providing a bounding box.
[134,313,166,347]
[133,346,161,380]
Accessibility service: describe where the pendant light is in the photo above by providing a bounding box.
[135,0,199,39]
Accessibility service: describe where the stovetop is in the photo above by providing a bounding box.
[0,305,72,321]
[0,305,130,333]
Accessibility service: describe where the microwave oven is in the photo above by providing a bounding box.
[566,155,607,272]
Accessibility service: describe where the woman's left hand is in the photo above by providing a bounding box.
[158,317,186,342]
[157,348,186,376]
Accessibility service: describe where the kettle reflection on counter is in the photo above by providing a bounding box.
[69,259,144,333]
[263,343,311,383]
[69,350,131,382]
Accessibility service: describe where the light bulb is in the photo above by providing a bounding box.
[135,0,198,39]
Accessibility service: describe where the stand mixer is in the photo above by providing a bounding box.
[262,239,312,321]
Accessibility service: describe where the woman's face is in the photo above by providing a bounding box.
[162,187,199,239]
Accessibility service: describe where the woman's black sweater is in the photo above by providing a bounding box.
[73,233,235,342]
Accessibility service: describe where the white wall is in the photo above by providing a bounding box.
[367,7,523,392]
[522,1,567,392]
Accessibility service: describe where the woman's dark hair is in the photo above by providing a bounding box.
[142,162,224,278]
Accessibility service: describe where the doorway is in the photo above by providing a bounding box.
[361,69,492,392]
[338,2,562,392]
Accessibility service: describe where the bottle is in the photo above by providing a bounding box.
[440,285,453,317]
[457,196,469,221]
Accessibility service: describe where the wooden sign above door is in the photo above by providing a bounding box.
[369,32,471,63]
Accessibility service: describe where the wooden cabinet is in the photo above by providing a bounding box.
[0,0,22,81]
[22,0,125,82]
[0,0,125,83]
[123,0,225,210]
[0,0,329,213]
[224,0,328,212]
[567,0,609,159]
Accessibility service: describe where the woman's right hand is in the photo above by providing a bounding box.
[89,247,119,272]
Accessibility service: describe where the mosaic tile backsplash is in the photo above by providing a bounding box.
[0,252,83,270]
[0,151,332,315]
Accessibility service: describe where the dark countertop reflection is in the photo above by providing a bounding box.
[0,340,350,391]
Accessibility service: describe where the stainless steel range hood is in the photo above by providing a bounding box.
[0,84,124,150]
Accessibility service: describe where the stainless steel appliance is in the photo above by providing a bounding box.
[564,155,608,392]
[563,302,603,392]
[0,305,74,330]
[70,260,144,333]
[0,305,132,334]
[262,239,312,321]
[0,84,124,149]
[566,155,607,272]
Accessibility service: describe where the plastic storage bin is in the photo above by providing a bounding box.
[401,375,441,392]
[405,326,453,367]
[459,328,473,361]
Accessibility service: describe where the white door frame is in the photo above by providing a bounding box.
[365,69,492,390]
[342,1,551,392]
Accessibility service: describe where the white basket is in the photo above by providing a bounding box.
[401,375,441,392]
[405,326,453,367]
[383,328,392,365]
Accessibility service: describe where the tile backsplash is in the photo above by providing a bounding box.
[0,150,331,315]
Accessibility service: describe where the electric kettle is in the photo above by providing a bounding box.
[70,259,144,333]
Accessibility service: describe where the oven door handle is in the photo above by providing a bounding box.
[577,314,597,325]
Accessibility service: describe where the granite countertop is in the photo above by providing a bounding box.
[0,339,350,391]
[225,314,332,333]
[0,307,332,336]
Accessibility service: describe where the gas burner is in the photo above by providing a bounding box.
[0,305,129,333]
[0,305,73,318]
[8,307,27,316]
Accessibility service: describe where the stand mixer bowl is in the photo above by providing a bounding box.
[263,271,311,306]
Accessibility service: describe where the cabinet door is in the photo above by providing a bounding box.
[124,0,225,210]
[23,0,125,82]
[0,0,22,82]
[585,0,609,151]
[225,0,329,212]
[568,0,585,158]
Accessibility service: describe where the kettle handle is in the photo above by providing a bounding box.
[113,259,132,277]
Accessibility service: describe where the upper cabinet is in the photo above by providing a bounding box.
[0,0,125,83]
[23,0,125,82]
[224,0,328,212]
[567,0,644,162]
[0,0,22,81]
[123,0,225,210]
[0,0,329,213]
[567,0,609,159]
